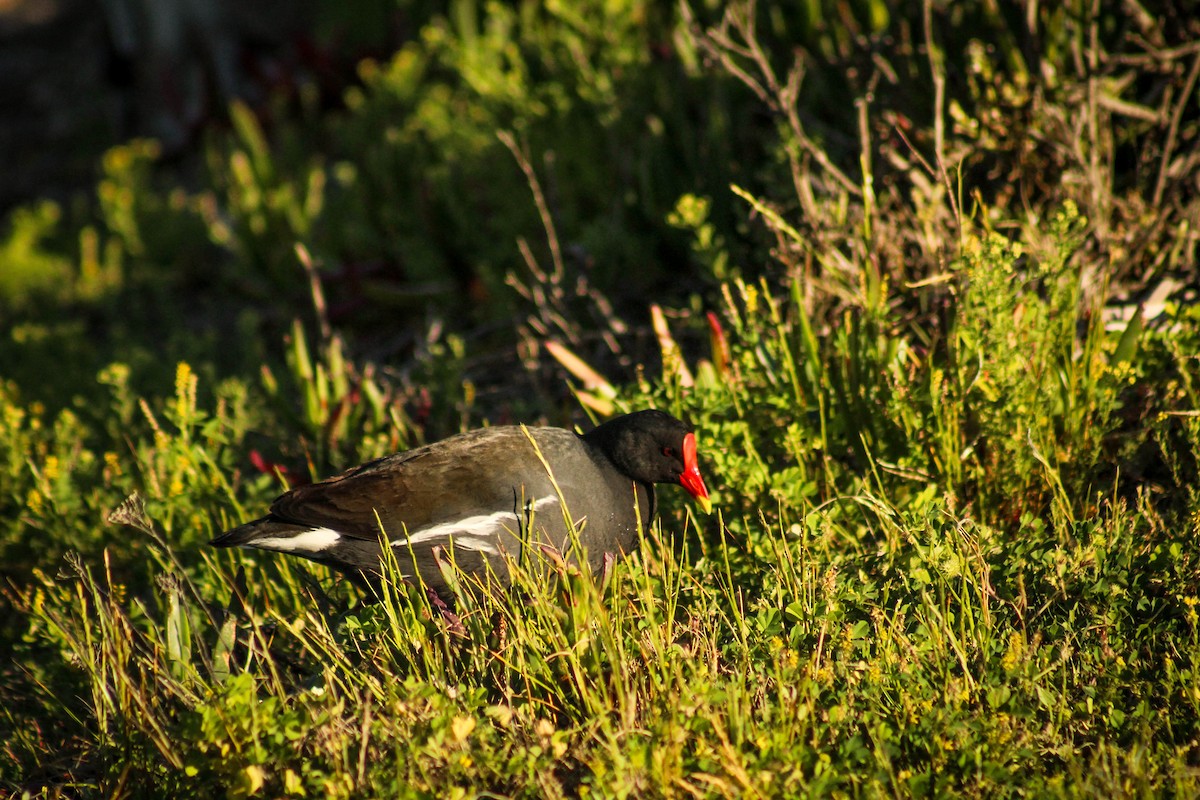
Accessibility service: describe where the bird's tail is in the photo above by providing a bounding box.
[210,517,277,547]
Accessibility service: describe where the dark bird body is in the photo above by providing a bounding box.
[211,411,711,598]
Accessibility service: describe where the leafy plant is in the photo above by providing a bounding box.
[3,0,1200,796]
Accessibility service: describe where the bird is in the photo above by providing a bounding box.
[211,410,712,599]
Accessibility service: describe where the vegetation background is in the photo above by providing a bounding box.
[2,0,1200,796]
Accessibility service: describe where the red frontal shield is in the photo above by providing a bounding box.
[679,432,712,514]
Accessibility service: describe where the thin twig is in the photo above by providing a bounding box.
[923,0,944,181]
[1086,0,1111,239]
[922,0,959,233]
[498,131,564,284]
[684,0,859,199]
[295,244,332,343]
[500,131,626,358]
[1154,48,1200,206]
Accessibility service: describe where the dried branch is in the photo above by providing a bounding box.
[682,0,860,204]
[1154,48,1200,206]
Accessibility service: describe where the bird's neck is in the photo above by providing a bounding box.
[637,481,657,527]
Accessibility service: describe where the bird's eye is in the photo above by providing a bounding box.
[661,446,675,458]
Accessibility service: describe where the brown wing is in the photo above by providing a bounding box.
[267,427,549,541]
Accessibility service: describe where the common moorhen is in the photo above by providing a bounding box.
[211,410,711,596]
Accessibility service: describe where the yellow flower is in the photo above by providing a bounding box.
[174,361,198,422]
[2,405,25,432]
[744,284,759,315]
[26,488,44,515]
[175,361,193,396]
[1001,631,1024,673]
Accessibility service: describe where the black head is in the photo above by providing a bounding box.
[583,410,711,510]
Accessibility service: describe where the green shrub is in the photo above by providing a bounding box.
[4,0,1200,796]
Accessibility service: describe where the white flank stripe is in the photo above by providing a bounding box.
[526,495,561,515]
[445,536,501,556]
[392,495,559,556]
[252,527,342,554]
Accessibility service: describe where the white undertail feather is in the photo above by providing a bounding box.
[251,527,342,554]
[391,495,560,556]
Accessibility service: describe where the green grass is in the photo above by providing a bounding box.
[6,232,1199,796]
[4,0,1200,797]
